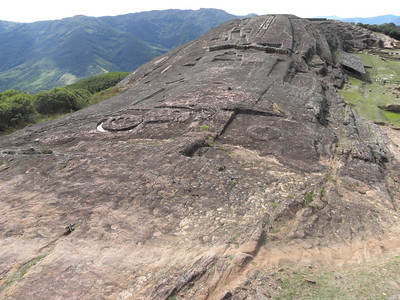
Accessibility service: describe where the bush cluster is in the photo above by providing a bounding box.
[0,90,35,131]
[0,72,129,133]
[356,22,400,41]
[35,87,91,115]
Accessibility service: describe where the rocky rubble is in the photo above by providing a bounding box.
[1,15,400,299]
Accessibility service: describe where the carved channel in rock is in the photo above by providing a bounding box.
[211,50,242,62]
[217,107,284,139]
[131,88,166,106]
[223,107,284,118]
[98,115,144,132]
[209,43,291,55]
[179,138,207,157]
[253,15,277,39]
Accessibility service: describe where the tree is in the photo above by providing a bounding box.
[0,91,35,131]
[356,22,400,41]
[34,87,90,115]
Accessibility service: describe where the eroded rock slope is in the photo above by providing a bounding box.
[1,15,400,299]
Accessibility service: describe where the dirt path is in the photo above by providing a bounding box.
[208,234,400,299]
[255,237,400,268]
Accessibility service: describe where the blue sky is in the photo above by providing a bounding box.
[1,0,399,22]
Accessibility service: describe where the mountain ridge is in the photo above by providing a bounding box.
[0,9,236,93]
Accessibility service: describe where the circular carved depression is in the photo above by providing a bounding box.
[101,115,143,132]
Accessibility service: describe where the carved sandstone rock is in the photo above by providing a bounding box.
[379,103,400,113]
[1,15,400,299]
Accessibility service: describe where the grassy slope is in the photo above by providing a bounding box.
[274,51,400,300]
[273,254,400,299]
[339,51,400,126]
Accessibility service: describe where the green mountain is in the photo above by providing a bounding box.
[0,9,236,93]
[100,9,237,49]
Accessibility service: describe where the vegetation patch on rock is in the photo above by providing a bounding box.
[339,50,400,127]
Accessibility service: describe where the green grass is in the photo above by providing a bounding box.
[199,124,210,131]
[271,201,279,210]
[358,53,400,81]
[67,72,129,94]
[302,192,314,207]
[339,52,400,127]
[273,254,400,300]
[88,86,124,105]
[0,253,49,292]
[384,111,400,123]
[0,241,56,292]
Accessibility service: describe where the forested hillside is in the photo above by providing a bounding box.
[0,9,236,93]
[356,22,400,40]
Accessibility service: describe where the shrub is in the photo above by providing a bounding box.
[1,73,127,133]
[0,91,35,131]
[302,191,314,207]
[34,87,90,114]
[199,124,210,131]
[357,22,400,40]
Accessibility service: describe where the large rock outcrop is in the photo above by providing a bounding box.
[1,15,400,299]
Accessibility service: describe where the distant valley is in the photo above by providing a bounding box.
[0,9,236,93]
